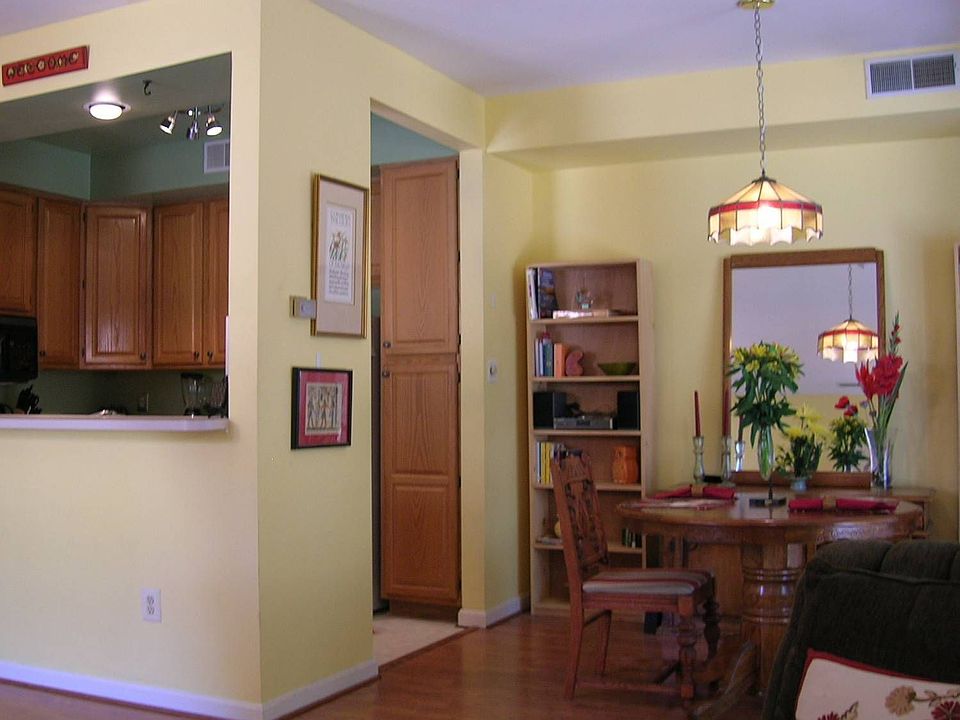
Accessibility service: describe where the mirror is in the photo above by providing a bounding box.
[722,248,886,487]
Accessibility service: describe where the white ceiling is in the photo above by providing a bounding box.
[309,0,960,95]
[2,1,957,96]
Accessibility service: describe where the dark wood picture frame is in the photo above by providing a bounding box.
[291,367,353,449]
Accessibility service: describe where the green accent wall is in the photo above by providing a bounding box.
[0,139,90,198]
[91,137,229,200]
[371,114,455,165]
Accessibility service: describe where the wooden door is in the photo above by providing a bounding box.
[380,158,460,605]
[369,176,381,286]
[381,160,459,356]
[153,202,204,367]
[84,206,151,367]
[203,199,229,366]
[37,198,82,368]
[381,357,460,602]
[0,189,37,315]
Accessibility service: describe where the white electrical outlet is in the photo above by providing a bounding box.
[141,588,161,623]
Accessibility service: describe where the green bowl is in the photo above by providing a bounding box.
[598,362,638,376]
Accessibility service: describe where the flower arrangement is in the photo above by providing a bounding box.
[855,314,907,487]
[729,341,803,445]
[776,405,825,481]
[829,396,867,472]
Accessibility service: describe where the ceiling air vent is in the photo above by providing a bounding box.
[204,139,230,174]
[866,52,957,98]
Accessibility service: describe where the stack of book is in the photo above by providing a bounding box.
[526,267,558,320]
[534,441,568,486]
[533,333,568,377]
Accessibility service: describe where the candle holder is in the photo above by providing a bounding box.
[733,440,745,472]
[692,435,705,484]
[720,435,734,485]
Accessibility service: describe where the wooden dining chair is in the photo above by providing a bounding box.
[551,455,720,701]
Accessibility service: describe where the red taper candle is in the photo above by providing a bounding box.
[694,390,701,437]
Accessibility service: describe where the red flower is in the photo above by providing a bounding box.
[835,396,850,409]
[933,701,960,720]
[856,362,878,400]
[844,405,858,417]
[856,355,904,400]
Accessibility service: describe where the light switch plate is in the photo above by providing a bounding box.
[290,296,317,319]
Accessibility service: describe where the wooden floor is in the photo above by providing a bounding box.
[0,614,763,720]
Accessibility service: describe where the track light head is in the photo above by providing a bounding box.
[205,113,223,136]
[159,112,177,134]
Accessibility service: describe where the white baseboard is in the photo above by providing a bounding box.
[262,660,378,720]
[0,658,380,720]
[457,595,526,628]
[0,660,262,720]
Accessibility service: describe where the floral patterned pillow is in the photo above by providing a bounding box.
[796,650,960,720]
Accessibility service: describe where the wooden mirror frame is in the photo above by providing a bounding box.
[722,248,886,488]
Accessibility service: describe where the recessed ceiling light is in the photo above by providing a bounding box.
[85,101,129,121]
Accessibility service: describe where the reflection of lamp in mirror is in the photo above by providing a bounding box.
[817,264,879,363]
[707,0,822,246]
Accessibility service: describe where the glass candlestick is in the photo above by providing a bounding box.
[720,435,733,484]
[692,435,705,484]
[733,440,745,472]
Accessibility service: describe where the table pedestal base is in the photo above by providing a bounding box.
[740,541,807,689]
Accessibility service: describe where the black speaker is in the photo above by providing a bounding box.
[616,391,640,430]
[533,391,567,428]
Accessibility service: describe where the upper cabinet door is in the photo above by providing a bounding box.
[370,176,381,287]
[84,206,151,367]
[37,198,82,368]
[380,159,459,356]
[0,189,37,315]
[203,199,229,366]
[153,202,204,367]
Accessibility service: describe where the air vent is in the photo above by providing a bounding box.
[204,139,230,173]
[866,52,957,98]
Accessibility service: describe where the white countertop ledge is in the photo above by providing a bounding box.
[0,414,230,432]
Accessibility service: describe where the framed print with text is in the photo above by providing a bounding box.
[291,367,353,449]
[312,173,368,337]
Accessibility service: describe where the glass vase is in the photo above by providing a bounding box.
[865,427,895,490]
[757,425,775,482]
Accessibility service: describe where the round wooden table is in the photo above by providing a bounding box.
[617,491,921,689]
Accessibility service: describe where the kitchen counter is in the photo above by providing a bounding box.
[0,414,229,432]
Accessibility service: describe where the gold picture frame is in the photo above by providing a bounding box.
[311,173,368,337]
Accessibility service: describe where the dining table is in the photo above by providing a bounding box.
[617,489,921,690]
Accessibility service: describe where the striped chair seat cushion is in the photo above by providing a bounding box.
[583,569,712,596]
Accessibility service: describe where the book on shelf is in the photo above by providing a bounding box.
[526,268,539,320]
[552,308,627,319]
[536,268,558,318]
[553,342,565,378]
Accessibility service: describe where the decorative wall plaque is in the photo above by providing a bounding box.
[2,46,89,86]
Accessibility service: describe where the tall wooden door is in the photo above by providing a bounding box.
[0,189,37,315]
[84,206,151,367]
[380,158,460,605]
[153,202,204,367]
[37,198,82,368]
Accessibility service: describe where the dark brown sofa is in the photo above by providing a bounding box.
[762,539,960,719]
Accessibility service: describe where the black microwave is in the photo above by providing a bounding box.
[0,316,38,382]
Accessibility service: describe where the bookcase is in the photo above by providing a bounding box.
[525,259,655,614]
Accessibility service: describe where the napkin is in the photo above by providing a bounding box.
[654,485,736,500]
[788,498,824,512]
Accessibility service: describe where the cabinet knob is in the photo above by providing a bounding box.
[139,352,147,361]
[38,350,46,357]
[207,350,214,360]
[194,351,200,360]
[381,370,391,378]
[382,341,392,349]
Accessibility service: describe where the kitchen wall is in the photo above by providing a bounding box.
[0,139,91,197]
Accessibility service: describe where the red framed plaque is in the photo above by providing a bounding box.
[3,46,89,86]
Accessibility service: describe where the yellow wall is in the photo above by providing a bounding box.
[0,0,264,703]
[532,137,960,538]
[255,0,484,700]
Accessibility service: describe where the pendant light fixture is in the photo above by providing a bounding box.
[817,264,879,363]
[708,0,822,245]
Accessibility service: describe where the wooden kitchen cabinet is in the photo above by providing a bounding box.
[83,205,151,368]
[37,198,83,368]
[203,198,229,366]
[0,188,37,315]
[152,199,228,368]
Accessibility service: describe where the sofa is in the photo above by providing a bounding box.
[762,539,960,719]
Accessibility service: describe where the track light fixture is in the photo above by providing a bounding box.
[158,105,224,140]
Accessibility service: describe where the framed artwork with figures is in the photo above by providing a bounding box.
[291,367,352,449]
[312,173,368,337]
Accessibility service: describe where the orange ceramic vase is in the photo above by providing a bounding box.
[611,445,639,484]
